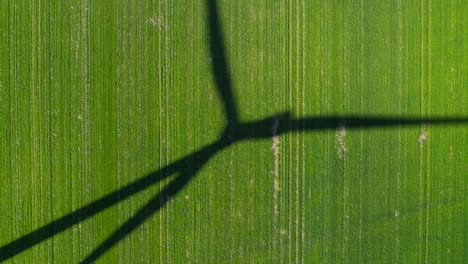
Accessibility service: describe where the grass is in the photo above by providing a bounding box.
[0,0,466,263]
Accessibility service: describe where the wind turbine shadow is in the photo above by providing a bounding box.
[79,114,468,264]
[0,0,467,262]
[1,114,466,263]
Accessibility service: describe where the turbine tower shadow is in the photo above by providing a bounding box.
[1,0,467,262]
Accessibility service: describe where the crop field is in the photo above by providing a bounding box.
[0,0,466,263]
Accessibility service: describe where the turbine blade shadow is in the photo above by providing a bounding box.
[0,140,226,262]
[80,140,221,263]
[207,0,239,126]
[232,114,468,140]
[80,172,194,264]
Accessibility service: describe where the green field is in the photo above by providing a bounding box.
[1,0,467,263]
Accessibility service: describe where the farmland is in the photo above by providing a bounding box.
[0,0,466,263]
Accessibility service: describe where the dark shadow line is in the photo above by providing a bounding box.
[0,141,225,262]
[207,0,239,126]
[234,115,468,140]
[80,139,226,264]
[80,177,189,264]
[81,177,189,263]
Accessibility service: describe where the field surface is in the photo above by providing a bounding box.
[0,0,467,263]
